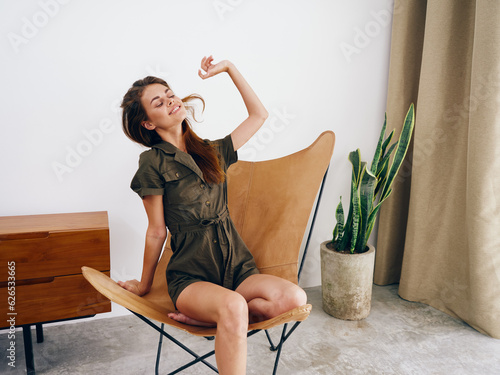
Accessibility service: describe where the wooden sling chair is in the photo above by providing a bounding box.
[82,130,335,374]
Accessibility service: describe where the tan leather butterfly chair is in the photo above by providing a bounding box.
[82,130,335,374]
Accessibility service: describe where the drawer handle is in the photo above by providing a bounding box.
[0,232,50,241]
[0,277,54,288]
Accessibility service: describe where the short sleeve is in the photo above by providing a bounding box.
[216,134,238,170]
[130,150,165,199]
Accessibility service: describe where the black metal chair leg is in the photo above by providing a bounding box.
[23,325,35,375]
[272,323,288,375]
[155,323,165,375]
[168,350,217,375]
[265,329,278,351]
[130,310,218,373]
[298,166,329,283]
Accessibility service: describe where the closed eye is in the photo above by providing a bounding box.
[150,88,173,107]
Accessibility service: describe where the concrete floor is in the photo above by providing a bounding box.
[2,285,500,375]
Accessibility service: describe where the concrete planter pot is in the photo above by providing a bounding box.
[320,241,375,320]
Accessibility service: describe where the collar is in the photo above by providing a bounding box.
[152,140,178,155]
[152,141,205,182]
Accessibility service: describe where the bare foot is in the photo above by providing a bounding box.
[168,312,216,327]
[249,312,268,324]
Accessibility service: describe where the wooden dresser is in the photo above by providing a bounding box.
[0,211,111,374]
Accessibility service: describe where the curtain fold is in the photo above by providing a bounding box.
[375,0,500,338]
[373,0,427,285]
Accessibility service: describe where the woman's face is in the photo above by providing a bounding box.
[140,83,187,132]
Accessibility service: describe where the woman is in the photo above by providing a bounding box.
[118,56,307,374]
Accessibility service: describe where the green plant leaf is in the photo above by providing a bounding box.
[338,150,364,252]
[349,149,363,185]
[350,181,360,254]
[356,168,376,252]
[364,188,392,245]
[381,129,395,157]
[375,142,397,196]
[333,197,344,242]
[337,150,361,251]
[380,103,415,201]
[370,114,387,175]
[377,142,398,176]
[338,171,354,251]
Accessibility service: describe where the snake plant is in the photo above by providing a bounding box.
[332,103,415,254]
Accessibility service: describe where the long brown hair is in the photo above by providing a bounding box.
[121,76,225,185]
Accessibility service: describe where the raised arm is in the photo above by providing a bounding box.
[117,195,167,296]
[198,56,268,151]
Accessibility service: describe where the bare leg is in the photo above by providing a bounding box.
[175,282,249,375]
[236,274,307,320]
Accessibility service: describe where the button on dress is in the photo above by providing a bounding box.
[131,134,259,308]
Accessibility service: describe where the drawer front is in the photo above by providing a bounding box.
[0,229,109,282]
[0,273,111,327]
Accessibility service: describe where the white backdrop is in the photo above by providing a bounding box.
[1,0,394,318]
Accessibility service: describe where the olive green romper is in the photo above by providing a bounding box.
[131,134,259,308]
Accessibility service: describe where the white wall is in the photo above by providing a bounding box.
[0,0,394,318]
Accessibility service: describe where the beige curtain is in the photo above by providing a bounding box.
[375,0,500,338]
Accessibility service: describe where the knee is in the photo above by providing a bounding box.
[279,285,307,311]
[263,285,307,318]
[218,293,248,335]
[289,286,307,308]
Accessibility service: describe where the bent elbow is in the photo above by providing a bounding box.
[251,110,269,125]
[260,109,269,121]
[147,226,167,241]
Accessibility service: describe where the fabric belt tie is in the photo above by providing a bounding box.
[168,207,230,245]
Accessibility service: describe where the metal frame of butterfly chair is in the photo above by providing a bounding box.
[82,130,335,374]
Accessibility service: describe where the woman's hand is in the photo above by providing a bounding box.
[117,279,147,296]
[198,55,232,80]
